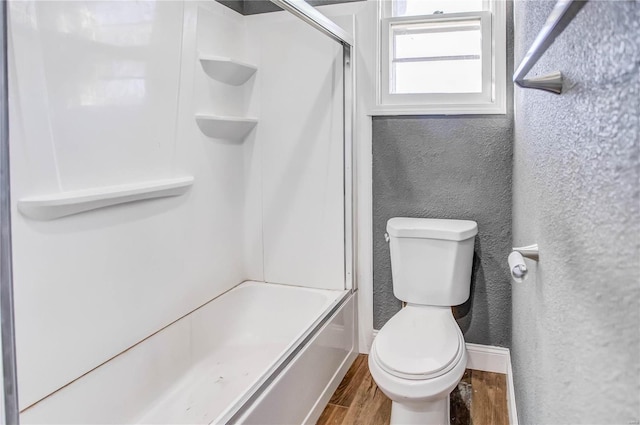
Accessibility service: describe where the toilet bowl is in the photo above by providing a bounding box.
[369,218,477,425]
[368,306,468,424]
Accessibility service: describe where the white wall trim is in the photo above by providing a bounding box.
[328,0,376,355]
[466,342,519,425]
[505,349,519,425]
[369,333,518,425]
[465,342,509,374]
[373,0,507,116]
[315,0,376,355]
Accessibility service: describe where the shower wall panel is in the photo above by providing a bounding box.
[244,12,346,290]
[9,0,247,410]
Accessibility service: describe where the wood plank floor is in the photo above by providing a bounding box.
[317,354,508,425]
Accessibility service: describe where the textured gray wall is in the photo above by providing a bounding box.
[372,115,514,347]
[371,4,514,349]
[512,1,639,423]
[216,0,363,15]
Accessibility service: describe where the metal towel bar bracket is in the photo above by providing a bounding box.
[513,0,588,94]
[512,244,539,261]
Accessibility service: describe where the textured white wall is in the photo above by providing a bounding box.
[512,1,639,423]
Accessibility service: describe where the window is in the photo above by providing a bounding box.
[376,0,506,115]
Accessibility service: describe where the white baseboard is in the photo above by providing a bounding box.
[505,351,518,425]
[465,342,519,425]
[369,331,518,425]
[465,342,509,373]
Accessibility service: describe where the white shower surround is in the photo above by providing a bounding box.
[9,0,356,421]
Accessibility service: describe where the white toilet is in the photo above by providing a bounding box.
[369,217,478,425]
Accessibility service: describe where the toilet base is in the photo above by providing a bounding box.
[390,396,450,425]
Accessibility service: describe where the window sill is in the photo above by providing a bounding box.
[369,103,507,116]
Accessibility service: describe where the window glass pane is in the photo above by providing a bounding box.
[390,17,483,94]
[392,0,484,17]
[392,19,481,59]
[392,59,482,94]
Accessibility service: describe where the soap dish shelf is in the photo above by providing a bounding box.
[199,55,257,86]
[18,176,194,220]
[195,114,258,141]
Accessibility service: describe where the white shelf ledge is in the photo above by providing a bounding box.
[199,55,257,86]
[195,114,258,141]
[18,176,194,220]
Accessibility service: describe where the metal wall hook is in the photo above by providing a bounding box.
[512,244,539,261]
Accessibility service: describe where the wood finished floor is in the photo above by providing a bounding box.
[317,354,508,425]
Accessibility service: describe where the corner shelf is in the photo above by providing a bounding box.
[18,176,194,220]
[195,114,258,141]
[199,55,257,86]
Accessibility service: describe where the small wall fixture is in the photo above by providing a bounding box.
[513,0,588,94]
[508,244,539,283]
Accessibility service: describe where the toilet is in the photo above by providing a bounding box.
[369,217,478,425]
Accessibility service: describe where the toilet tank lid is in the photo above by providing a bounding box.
[386,218,478,241]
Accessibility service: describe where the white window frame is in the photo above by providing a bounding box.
[373,0,506,115]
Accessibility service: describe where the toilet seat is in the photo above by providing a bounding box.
[372,305,463,381]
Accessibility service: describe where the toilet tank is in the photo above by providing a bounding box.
[386,218,478,306]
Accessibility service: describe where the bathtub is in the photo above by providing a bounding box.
[20,281,356,424]
[138,281,352,423]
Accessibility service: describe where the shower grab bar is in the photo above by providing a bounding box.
[513,0,587,94]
